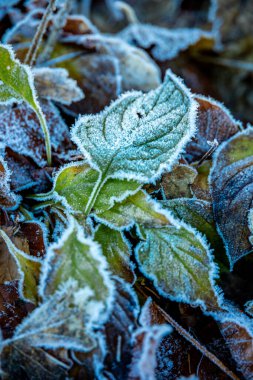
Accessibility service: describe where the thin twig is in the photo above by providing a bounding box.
[136,285,241,380]
[197,139,219,167]
[38,0,72,64]
[25,0,57,66]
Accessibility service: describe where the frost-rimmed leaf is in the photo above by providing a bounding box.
[163,198,224,253]
[2,281,97,353]
[97,190,169,230]
[185,95,241,163]
[0,155,20,209]
[135,219,222,311]
[217,307,253,380]
[94,224,135,282]
[39,217,114,329]
[0,101,73,168]
[38,161,141,216]
[128,324,171,380]
[209,127,253,268]
[103,277,140,379]
[119,24,214,61]
[71,69,197,215]
[0,229,41,303]
[33,67,84,105]
[0,44,51,164]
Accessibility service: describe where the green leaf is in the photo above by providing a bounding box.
[135,222,222,311]
[0,229,41,303]
[94,224,134,282]
[0,44,51,165]
[98,190,169,229]
[36,161,141,215]
[72,69,197,214]
[163,198,224,254]
[40,217,114,326]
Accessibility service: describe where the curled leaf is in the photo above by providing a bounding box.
[0,156,20,209]
[209,127,253,268]
[119,24,214,61]
[33,67,84,105]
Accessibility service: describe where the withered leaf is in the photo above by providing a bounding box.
[33,67,84,105]
[0,156,20,209]
[210,127,253,268]
[161,164,197,199]
[103,278,140,379]
[185,96,240,164]
[0,100,72,168]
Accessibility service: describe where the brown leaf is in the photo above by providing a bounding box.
[219,314,253,380]
[185,96,240,164]
[103,278,140,380]
[209,127,253,268]
[0,156,20,209]
[0,100,73,168]
[161,164,197,199]
[191,161,212,201]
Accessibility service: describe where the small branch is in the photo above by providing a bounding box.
[38,0,72,64]
[197,139,219,167]
[25,0,57,67]
[136,285,241,380]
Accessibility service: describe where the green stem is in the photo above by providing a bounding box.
[35,107,52,166]
[84,173,107,215]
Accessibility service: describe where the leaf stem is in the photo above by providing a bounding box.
[35,107,52,166]
[136,285,241,380]
[84,173,106,215]
[25,0,57,67]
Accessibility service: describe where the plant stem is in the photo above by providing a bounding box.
[38,0,72,64]
[84,173,106,215]
[35,107,52,166]
[25,0,57,67]
[136,285,240,380]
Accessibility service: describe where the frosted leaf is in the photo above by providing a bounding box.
[33,67,84,105]
[48,161,141,216]
[0,156,20,209]
[103,277,140,379]
[161,164,197,199]
[129,324,171,380]
[0,100,72,168]
[0,44,51,164]
[218,309,253,380]
[185,95,241,163]
[0,228,41,303]
[40,217,114,328]
[209,127,253,268]
[6,281,97,352]
[98,190,169,229]
[94,224,135,282]
[135,221,222,311]
[119,24,214,61]
[245,300,253,317]
[72,69,197,213]
[163,198,224,254]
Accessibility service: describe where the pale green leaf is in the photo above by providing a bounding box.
[94,224,134,282]
[0,44,51,164]
[37,161,141,215]
[135,222,222,311]
[40,217,114,326]
[0,229,41,303]
[72,69,197,214]
[98,190,169,229]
